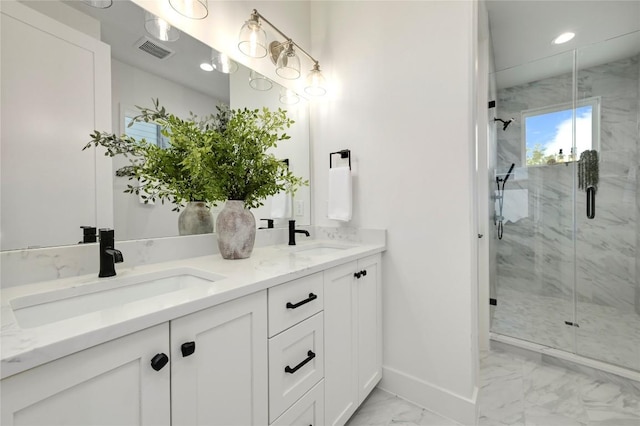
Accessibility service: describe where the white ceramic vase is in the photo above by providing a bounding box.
[215,200,256,259]
[178,201,213,236]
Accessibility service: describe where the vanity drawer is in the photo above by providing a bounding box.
[268,312,324,423]
[271,379,324,426]
[268,272,323,337]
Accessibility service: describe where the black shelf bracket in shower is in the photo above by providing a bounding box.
[330,149,351,170]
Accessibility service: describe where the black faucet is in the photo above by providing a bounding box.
[288,220,310,246]
[98,228,123,278]
[259,219,274,229]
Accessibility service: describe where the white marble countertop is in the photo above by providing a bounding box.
[1,237,385,379]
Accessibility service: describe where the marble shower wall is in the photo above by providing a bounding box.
[495,54,639,315]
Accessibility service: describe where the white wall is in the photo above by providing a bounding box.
[111,59,225,241]
[310,2,479,424]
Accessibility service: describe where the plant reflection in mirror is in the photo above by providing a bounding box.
[84,99,308,211]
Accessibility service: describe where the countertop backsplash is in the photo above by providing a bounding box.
[0,226,384,289]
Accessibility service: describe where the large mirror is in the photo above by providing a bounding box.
[0,0,310,251]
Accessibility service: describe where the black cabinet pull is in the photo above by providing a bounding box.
[150,353,169,371]
[361,270,367,277]
[181,341,196,357]
[286,293,317,309]
[354,272,361,279]
[284,350,316,374]
[586,187,595,219]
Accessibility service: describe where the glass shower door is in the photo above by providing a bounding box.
[491,51,577,354]
[573,32,640,371]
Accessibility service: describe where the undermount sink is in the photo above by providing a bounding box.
[287,242,354,256]
[10,268,223,329]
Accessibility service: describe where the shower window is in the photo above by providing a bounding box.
[522,97,600,166]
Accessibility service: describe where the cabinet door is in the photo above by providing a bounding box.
[323,261,359,426]
[170,290,268,426]
[357,254,383,404]
[1,324,170,426]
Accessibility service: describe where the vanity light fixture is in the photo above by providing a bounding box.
[552,32,575,44]
[249,70,273,91]
[82,0,112,8]
[305,63,327,96]
[238,9,327,95]
[211,51,238,74]
[275,42,301,80]
[168,0,208,20]
[238,10,268,58]
[145,11,179,42]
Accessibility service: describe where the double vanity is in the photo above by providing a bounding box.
[0,229,385,426]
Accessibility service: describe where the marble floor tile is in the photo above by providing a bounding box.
[346,388,460,426]
[347,347,640,426]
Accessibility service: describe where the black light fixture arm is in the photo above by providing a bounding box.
[252,9,320,66]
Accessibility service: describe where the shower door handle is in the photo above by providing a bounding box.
[586,187,595,219]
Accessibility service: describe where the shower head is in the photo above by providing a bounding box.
[494,117,515,131]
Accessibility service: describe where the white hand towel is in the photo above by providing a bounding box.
[495,189,528,223]
[328,166,352,221]
[270,191,292,218]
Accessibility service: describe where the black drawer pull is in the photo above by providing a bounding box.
[354,272,361,279]
[150,353,169,371]
[361,270,367,277]
[181,341,196,357]
[286,293,317,309]
[284,350,316,374]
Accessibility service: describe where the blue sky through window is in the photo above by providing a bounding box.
[525,105,593,164]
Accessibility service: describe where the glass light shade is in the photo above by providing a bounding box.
[211,52,238,74]
[145,12,179,42]
[82,0,112,8]
[200,62,214,72]
[238,20,267,58]
[304,67,327,96]
[279,88,299,105]
[249,70,272,91]
[276,45,301,79]
[169,0,208,19]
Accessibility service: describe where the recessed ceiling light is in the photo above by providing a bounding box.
[200,62,214,72]
[552,32,575,45]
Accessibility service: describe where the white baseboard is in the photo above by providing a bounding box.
[379,366,478,425]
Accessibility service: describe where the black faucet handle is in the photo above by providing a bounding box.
[79,226,97,243]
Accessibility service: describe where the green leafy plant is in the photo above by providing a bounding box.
[84,99,307,210]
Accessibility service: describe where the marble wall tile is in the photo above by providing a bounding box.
[493,53,639,363]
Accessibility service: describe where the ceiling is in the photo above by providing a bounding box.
[486,0,640,88]
[63,0,230,102]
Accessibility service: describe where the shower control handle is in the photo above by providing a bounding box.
[586,187,595,219]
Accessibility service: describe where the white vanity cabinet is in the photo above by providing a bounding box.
[1,248,384,426]
[1,323,171,426]
[1,291,268,426]
[324,253,382,426]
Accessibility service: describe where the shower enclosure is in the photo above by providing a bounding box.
[489,31,640,373]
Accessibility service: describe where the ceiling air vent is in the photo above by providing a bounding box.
[134,36,175,60]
